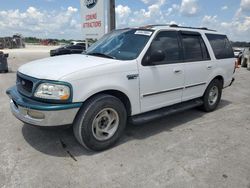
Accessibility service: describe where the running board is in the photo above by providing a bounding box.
[130,99,203,125]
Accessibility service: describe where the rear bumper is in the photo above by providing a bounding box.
[6,86,82,126]
[223,77,235,89]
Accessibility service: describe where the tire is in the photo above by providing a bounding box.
[73,94,127,151]
[247,61,250,70]
[200,79,223,112]
[241,58,247,67]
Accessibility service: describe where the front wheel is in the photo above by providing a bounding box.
[200,79,223,112]
[73,94,127,151]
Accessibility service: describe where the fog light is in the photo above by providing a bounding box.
[27,110,45,120]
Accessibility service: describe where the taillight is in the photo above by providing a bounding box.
[234,59,239,73]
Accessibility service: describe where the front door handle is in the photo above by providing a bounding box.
[207,65,213,70]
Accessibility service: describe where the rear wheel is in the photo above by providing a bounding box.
[200,79,223,112]
[73,94,127,151]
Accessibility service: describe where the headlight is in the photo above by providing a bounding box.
[34,83,71,101]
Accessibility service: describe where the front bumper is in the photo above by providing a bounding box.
[6,86,82,126]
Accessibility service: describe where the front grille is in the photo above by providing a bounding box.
[17,73,34,95]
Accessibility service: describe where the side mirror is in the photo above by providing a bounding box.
[150,50,165,63]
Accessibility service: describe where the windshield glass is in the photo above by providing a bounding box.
[86,29,153,60]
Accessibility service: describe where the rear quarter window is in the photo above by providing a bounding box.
[206,34,234,59]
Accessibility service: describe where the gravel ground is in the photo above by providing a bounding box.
[0,47,250,188]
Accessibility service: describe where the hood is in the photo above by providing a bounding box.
[18,54,117,80]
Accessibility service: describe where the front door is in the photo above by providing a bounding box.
[139,31,185,113]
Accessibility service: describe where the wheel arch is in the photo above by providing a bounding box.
[82,89,132,116]
[213,75,224,86]
[203,75,224,96]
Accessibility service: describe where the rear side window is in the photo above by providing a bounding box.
[77,43,86,47]
[69,45,84,50]
[74,45,85,50]
[181,33,210,62]
[206,34,234,59]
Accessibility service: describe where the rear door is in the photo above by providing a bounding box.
[205,34,235,87]
[139,31,185,113]
[180,31,213,101]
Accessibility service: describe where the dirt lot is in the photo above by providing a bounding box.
[0,46,250,188]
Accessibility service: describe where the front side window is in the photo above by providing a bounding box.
[206,34,234,59]
[143,31,182,65]
[86,29,153,60]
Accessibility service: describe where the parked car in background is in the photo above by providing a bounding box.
[238,48,245,64]
[50,44,86,57]
[241,48,250,70]
[233,48,243,58]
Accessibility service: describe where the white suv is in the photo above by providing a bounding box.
[7,25,236,151]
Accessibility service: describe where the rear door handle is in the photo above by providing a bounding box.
[174,69,182,74]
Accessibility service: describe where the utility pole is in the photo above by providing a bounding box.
[109,0,116,31]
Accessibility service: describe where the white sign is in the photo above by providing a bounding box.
[135,30,153,36]
[80,0,106,39]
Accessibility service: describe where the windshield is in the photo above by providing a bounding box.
[86,29,153,60]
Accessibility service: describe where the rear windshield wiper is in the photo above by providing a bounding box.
[86,52,116,59]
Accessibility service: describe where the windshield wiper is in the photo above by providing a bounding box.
[87,52,116,59]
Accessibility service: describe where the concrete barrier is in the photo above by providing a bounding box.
[0,51,8,73]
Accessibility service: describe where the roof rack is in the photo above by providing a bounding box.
[144,24,216,32]
[169,24,217,32]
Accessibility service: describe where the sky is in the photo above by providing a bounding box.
[0,0,250,41]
